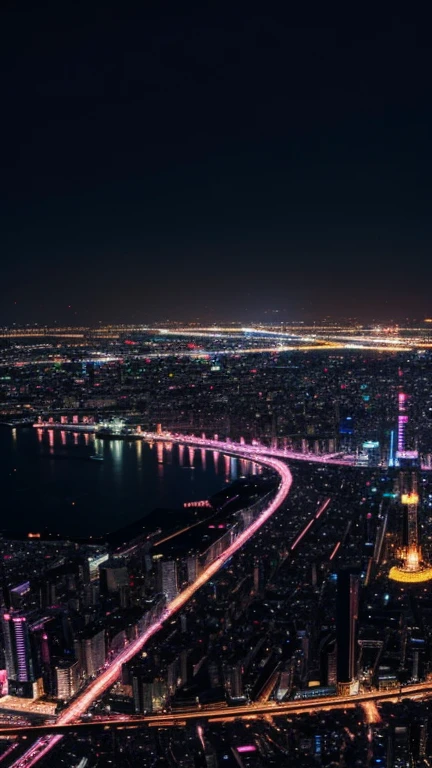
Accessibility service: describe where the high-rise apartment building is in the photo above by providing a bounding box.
[157,560,178,602]
[55,659,80,701]
[186,555,199,584]
[132,669,168,713]
[336,569,359,695]
[100,563,129,595]
[74,627,106,678]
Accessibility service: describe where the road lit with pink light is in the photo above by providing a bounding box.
[33,424,432,471]
[35,423,356,465]
[9,440,293,767]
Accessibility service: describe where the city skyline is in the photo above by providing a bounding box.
[3,6,432,765]
[2,323,432,763]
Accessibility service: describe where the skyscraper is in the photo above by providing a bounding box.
[2,612,42,698]
[336,569,360,695]
[186,555,199,584]
[55,660,80,701]
[100,563,129,595]
[389,386,432,583]
[397,392,409,454]
[74,627,106,678]
[224,661,243,699]
[157,560,178,603]
[132,668,168,713]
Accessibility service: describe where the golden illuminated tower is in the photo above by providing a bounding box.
[389,464,432,583]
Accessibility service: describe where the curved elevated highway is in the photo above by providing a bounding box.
[9,440,293,767]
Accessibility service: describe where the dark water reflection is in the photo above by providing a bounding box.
[0,427,260,537]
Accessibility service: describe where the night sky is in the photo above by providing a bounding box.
[2,5,432,324]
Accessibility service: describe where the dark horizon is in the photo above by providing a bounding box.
[2,6,432,324]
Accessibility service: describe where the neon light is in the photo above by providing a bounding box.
[389,566,432,583]
[398,415,408,451]
[397,393,409,452]
[396,450,418,460]
[389,429,395,467]
[315,498,331,519]
[291,519,315,551]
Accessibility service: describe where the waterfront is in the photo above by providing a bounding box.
[0,427,248,538]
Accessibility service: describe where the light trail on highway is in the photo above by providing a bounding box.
[9,443,293,768]
[290,497,331,552]
[3,682,432,738]
[329,540,341,561]
[5,323,432,362]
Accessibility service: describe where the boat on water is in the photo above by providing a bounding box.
[95,428,142,440]
[90,454,104,461]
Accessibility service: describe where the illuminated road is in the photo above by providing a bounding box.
[35,423,355,466]
[34,423,432,471]
[6,323,432,364]
[3,683,432,740]
[2,323,430,354]
[290,497,331,552]
[153,433,353,465]
[9,444,293,767]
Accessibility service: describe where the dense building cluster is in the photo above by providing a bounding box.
[2,328,432,461]
[1,326,432,765]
